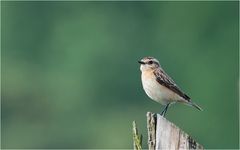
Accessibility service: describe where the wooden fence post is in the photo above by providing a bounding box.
[147,112,203,150]
[133,112,204,150]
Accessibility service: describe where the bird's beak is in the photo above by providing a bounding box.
[138,60,145,64]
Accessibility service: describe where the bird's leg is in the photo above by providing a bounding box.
[160,103,170,117]
[160,105,167,116]
[163,103,170,117]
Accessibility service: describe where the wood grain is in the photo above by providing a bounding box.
[147,112,203,150]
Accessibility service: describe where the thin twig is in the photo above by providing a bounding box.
[132,121,142,150]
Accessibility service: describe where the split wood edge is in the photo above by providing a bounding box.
[132,112,204,150]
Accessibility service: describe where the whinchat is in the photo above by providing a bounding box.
[138,56,202,116]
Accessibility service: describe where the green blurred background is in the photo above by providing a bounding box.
[1,1,239,149]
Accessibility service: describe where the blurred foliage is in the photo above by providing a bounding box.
[1,1,239,149]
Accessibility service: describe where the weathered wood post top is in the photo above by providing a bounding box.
[147,112,203,150]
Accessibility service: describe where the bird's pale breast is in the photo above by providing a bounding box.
[141,70,182,105]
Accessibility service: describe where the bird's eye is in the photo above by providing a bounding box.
[149,61,153,64]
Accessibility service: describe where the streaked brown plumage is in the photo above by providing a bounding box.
[138,56,202,116]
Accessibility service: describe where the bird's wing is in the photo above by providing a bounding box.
[153,69,191,101]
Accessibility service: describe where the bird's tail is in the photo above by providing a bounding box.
[189,101,203,111]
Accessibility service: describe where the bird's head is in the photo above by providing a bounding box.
[138,56,160,71]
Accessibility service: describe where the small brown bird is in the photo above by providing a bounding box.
[138,56,202,116]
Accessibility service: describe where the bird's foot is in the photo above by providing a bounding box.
[160,110,166,117]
